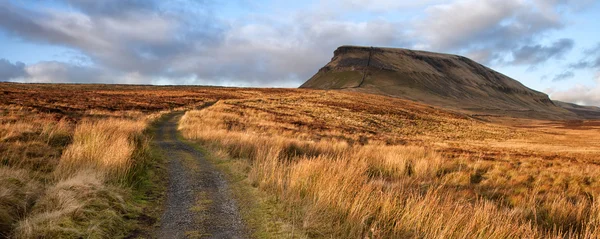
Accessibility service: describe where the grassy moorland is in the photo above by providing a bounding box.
[0,84,181,238]
[179,91,600,238]
[2,83,600,238]
[0,83,302,238]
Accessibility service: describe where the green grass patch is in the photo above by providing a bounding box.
[191,192,212,213]
[124,115,170,238]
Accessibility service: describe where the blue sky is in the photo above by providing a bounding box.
[0,0,599,106]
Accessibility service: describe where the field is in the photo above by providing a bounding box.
[0,83,301,238]
[179,91,600,238]
[2,83,600,238]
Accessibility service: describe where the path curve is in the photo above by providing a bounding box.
[155,112,246,239]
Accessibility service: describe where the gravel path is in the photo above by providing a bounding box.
[155,112,246,239]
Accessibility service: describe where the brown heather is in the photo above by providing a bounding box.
[179,92,600,238]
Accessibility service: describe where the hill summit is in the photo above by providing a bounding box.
[301,46,591,119]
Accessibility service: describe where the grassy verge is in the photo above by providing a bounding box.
[124,119,168,238]
[177,134,307,239]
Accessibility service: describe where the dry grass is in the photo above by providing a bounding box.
[56,118,148,180]
[0,82,306,116]
[12,114,161,238]
[0,168,41,237]
[12,171,130,239]
[0,99,163,238]
[0,83,250,238]
[179,92,600,238]
[3,83,600,238]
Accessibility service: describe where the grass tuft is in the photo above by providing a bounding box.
[55,118,147,181]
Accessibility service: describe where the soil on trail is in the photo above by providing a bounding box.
[155,113,246,239]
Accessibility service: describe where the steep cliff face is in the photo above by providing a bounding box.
[301,46,582,119]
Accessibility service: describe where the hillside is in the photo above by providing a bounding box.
[301,46,592,119]
[553,100,600,119]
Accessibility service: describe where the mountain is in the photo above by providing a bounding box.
[301,46,597,119]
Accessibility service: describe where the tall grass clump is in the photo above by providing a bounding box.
[0,168,41,237]
[12,171,133,239]
[56,118,147,181]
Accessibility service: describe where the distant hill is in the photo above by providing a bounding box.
[553,100,600,119]
[300,46,600,119]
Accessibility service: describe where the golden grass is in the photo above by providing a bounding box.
[3,83,600,238]
[0,104,162,238]
[179,93,600,238]
[56,118,148,180]
[12,171,127,239]
[0,167,41,237]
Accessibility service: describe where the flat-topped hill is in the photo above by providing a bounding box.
[301,46,596,119]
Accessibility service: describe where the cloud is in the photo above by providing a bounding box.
[418,0,526,51]
[549,42,600,106]
[570,61,593,69]
[62,0,157,16]
[174,19,409,85]
[1,1,413,86]
[0,59,26,81]
[0,0,593,85]
[535,0,598,12]
[20,61,101,83]
[508,38,574,66]
[548,75,600,106]
[322,0,447,12]
[569,43,600,70]
[552,71,574,82]
[415,0,582,66]
[0,1,207,75]
[1,60,147,84]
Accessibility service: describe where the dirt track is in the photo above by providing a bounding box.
[155,112,246,239]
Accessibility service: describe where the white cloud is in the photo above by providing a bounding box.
[548,74,600,106]
[412,0,580,67]
[322,0,449,12]
[0,0,594,87]
[13,61,132,84]
[417,0,524,50]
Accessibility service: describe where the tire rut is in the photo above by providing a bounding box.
[155,112,246,239]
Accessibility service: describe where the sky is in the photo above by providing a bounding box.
[0,0,599,106]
